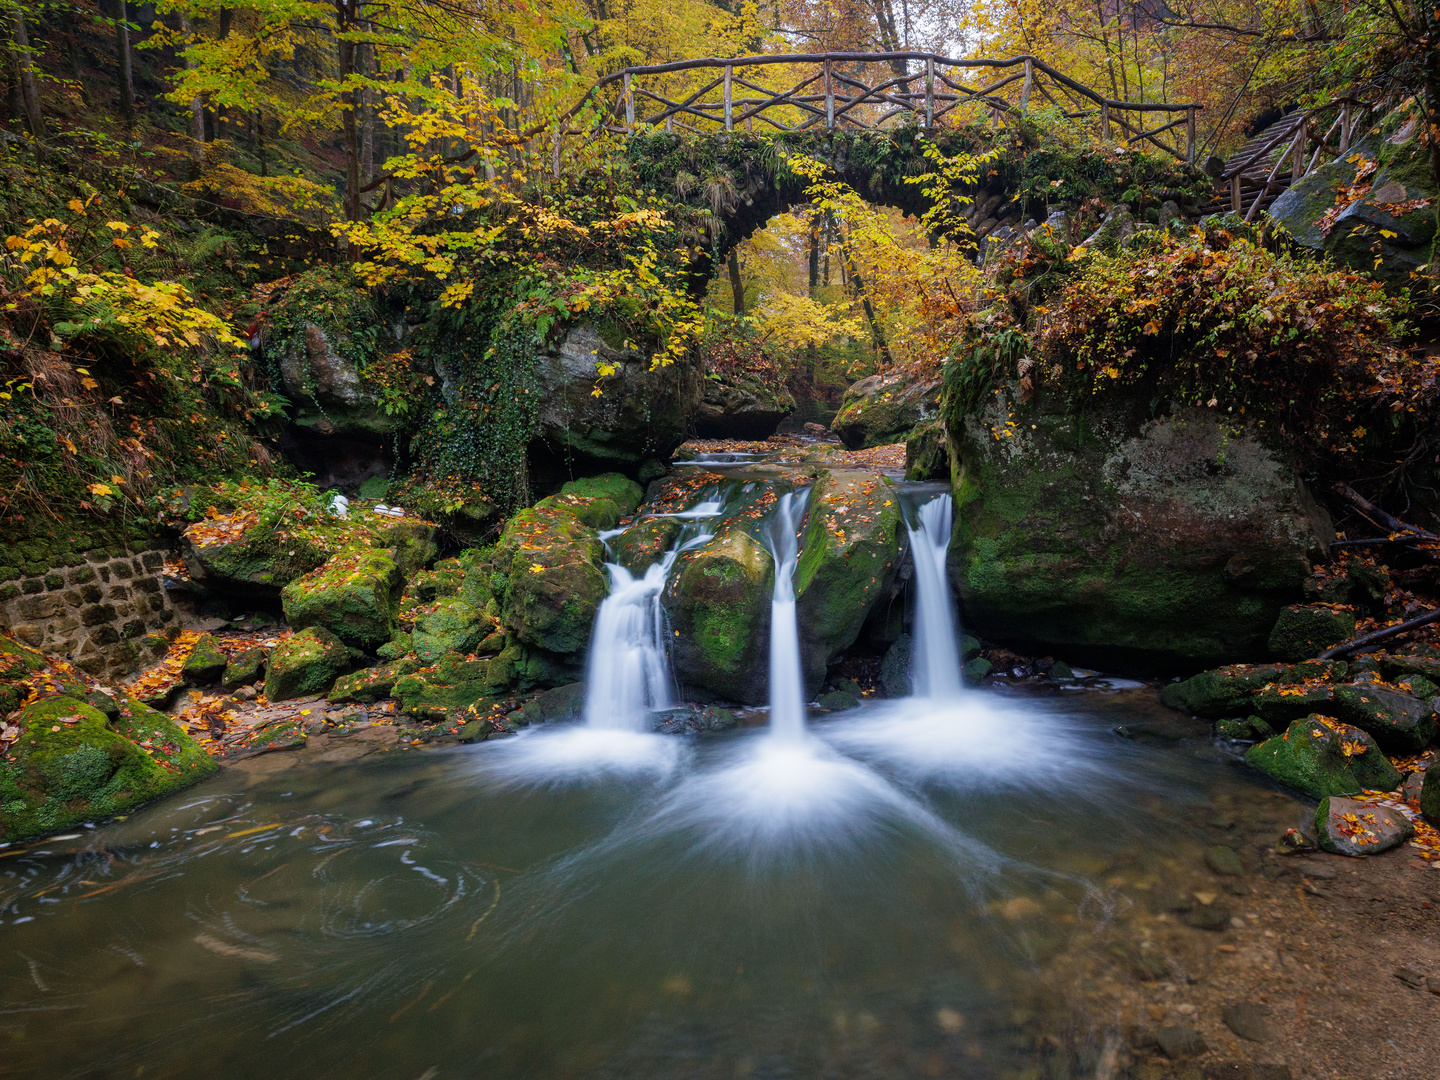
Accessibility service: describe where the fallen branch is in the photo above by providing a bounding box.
[1318,607,1440,659]
[1333,483,1440,543]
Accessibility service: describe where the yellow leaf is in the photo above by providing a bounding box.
[87,482,115,497]
[528,563,545,574]
[68,199,86,213]
[81,377,99,391]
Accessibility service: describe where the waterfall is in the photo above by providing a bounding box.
[907,494,963,699]
[763,490,810,741]
[582,497,723,731]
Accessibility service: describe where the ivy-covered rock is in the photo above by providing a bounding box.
[832,373,940,450]
[495,507,607,655]
[951,392,1332,671]
[1315,795,1413,856]
[263,627,359,702]
[794,469,905,694]
[221,648,267,691]
[665,526,774,704]
[533,324,703,471]
[694,372,796,440]
[0,695,218,844]
[328,656,422,704]
[181,634,227,686]
[1268,604,1355,662]
[281,547,403,649]
[1244,715,1401,798]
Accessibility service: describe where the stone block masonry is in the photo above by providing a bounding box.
[0,547,176,679]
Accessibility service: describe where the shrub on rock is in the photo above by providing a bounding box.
[263,627,359,701]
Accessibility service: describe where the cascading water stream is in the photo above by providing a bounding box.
[762,490,810,741]
[581,496,724,731]
[906,494,963,699]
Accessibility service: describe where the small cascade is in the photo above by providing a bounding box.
[907,494,963,699]
[762,489,810,741]
[581,496,723,731]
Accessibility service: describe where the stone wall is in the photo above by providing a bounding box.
[0,548,176,679]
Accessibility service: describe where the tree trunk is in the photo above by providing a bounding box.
[727,248,745,315]
[255,109,266,177]
[179,15,204,173]
[60,8,90,107]
[336,0,361,222]
[807,211,820,295]
[114,0,133,130]
[10,6,45,146]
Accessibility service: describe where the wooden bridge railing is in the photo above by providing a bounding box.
[565,53,1200,164]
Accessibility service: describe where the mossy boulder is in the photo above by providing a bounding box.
[1162,663,1297,718]
[0,695,218,843]
[392,650,513,719]
[1244,715,1401,798]
[372,520,439,577]
[534,473,645,530]
[880,634,912,697]
[951,391,1331,671]
[665,526,774,704]
[0,634,51,713]
[263,627,359,701]
[411,596,495,663]
[794,469,905,695]
[1419,766,1440,825]
[281,547,403,649]
[328,656,422,704]
[1315,795,1414,856]
[221,648,267,691]
[1268,604,1355,662]
[181,634,228,686]
[833,373,941,450]
[182,522,328,599]
[496,507,607,655]
[1270,116,1438,288]
[614,517,682,573]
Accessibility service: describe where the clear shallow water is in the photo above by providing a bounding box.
[0,688,1304,1080]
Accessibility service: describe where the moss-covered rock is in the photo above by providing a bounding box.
[665,526,774,704]
[263,627,358,701]
[951,391,1332,671]
[372,520,439,577]
[1268,604,1355,662]
[0,634,51,713]
[538,473,645,529]
[1244,715,1401,798]
[328,656,423,704]
[181,634,228,686]
[281,547,403,649]
[1162,663,1298,718]
[1330,681,1437,753]
[614,517,682,573]
[221,647,267,691]
[794,469,905,694]
[880,634,912,697]
[496,507,607,655]
[392,650,512,719]
[182,522,328,598]
[1315,795,1413,856]
[1420,766,1440,825]
[694,372,796,440]
[833,373,940,450]
[411,596,495,663]
[0,695,218,843]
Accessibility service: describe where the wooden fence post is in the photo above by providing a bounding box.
[925,56,934,128]
[623,71,634,133]
[824,59,834,130]
[1019,57,1032,116]
[724,64,733,131]
[1186,107,1196,165]
[1292,120,1306,180]
[1230,173,1241,213]
[1339,101,1350,152]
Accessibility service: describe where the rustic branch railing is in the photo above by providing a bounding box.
[560,53,1200,164]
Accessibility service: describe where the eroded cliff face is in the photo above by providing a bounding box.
[949,388,1332,671]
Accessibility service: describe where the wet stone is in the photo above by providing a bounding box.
[1221,1002,1272,1042]
[1182,903,1232,931]
[1204,845,1245,876]
[1314,795,1414,856]
[1156,1024,1208,1058]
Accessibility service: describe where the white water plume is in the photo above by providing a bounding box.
[582,496,724,731]
[761,490,810,741]
[907,494,962,699]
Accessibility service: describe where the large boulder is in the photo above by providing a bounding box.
[793,469,905,694]
[0,694,218,843]
[951,393,1332,671]
[665,525,774,704]
[1244,715,1401,798]
[1268,604,1356,662]
[533,473,645,530]
[1315,795,1413,856]
[532,325,703,472]
[263,627,359,701]
[1269,112,1438,288]
[181,518,328,599]
[1252,676,1437,753]
[495,506,608,655]
[694,372,795,439]
[832,373,941,450]
[1162,662,1327,718]
[281,547,403,649]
